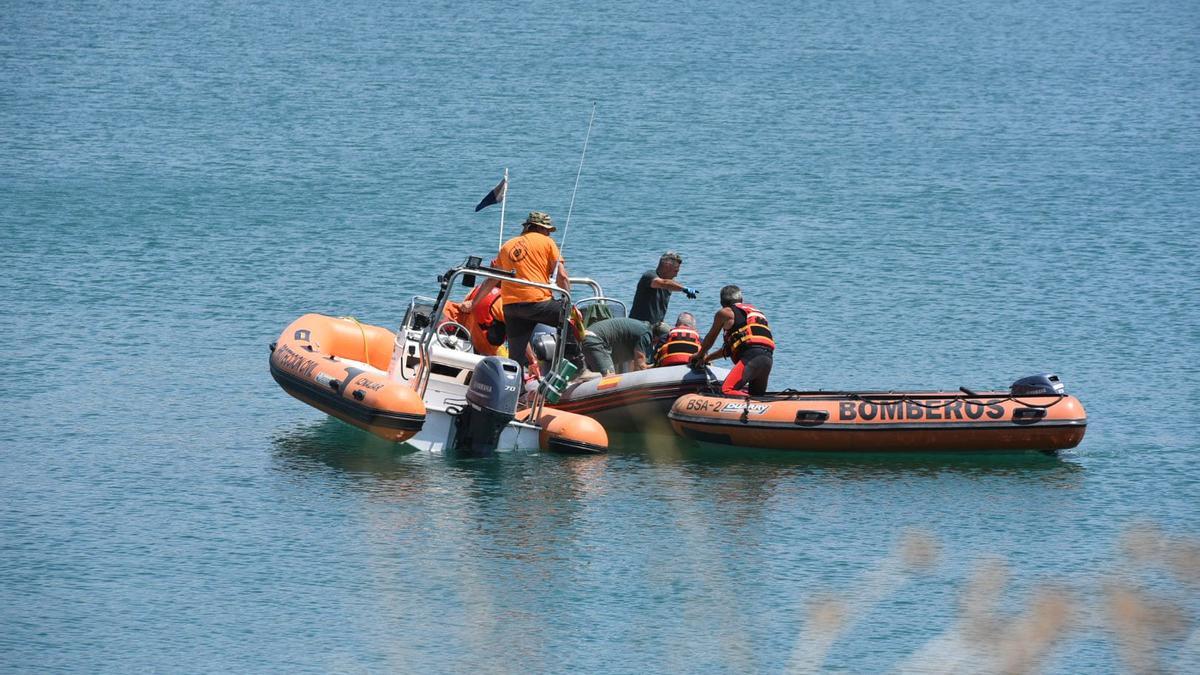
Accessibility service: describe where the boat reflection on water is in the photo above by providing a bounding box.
[271,418,422,479]
[272,417,1084,501]
[271,418,612,669]
[271,418,610,507]
[264,420,1148,673]
[609,431,1084,477]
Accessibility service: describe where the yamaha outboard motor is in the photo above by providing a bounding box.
[453,356,521,455]
[1010,373,1066,396]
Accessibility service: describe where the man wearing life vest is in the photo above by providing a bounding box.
[689,285,775,396]
[442,285,506,356]
[654,312,703,367]
[463,211,572,375]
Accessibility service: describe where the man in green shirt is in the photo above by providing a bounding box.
[582,318,669,376]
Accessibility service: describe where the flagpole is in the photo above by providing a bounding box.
[559,102,596,255]
[498,167,508,254]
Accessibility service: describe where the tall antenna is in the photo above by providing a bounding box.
[497,167,508,253]
[559,102,596,254]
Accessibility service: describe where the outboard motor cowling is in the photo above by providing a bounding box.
[453,356,522,455]
[530,327,557,377]
[1010,373,1066,396]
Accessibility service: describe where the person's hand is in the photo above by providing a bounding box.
[688,353,704,369]
[460,300,473,314]
[684,288,698,300]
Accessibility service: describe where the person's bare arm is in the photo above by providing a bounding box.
[632,350,650,371]
[689,308,733,368]
[525,345,541,378]
[649,277,686,292]
[651,276,697,299]
[461,277,499,315]
[555,260,570,291]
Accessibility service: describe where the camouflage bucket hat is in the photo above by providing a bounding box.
[522,211,556,231]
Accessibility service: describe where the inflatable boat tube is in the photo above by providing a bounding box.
[669,389,1086,453]
[517,407,608,455]
[270,314,426,443]
[552,365,727,432]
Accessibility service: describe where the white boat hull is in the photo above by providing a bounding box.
[403,407,543,453]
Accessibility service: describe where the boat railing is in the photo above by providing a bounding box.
[568,276,627,324]
[416,260,573,421]
[568,277,627,314]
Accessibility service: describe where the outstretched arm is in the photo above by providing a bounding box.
[688,308,733,368]
[651,276,697,299]
[650,276,687,292]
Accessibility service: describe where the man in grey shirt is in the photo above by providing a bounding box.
[629,251,698,325]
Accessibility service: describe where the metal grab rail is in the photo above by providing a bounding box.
[575,295,628,316]
[416,263,573,422]
[395,295,438,381]
[568,277,628,319]
[567,277,604,300]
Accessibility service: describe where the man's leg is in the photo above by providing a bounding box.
[503,304,538,370]
[582,335,615,375]
[744,352,774,396]
[523,297,585,368]
[721,360,748,396]
[525,298,567,326]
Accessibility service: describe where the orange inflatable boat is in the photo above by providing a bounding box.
[270,260,610,455]
[270,314,426,443]
[669,375,1087,453]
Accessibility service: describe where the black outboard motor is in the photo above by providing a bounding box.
[453,356,522,455]
[1010,373,1066,396]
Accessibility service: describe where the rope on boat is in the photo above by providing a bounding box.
[339,316,370,367]
[745,388,1068,410]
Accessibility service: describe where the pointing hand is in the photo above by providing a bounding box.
[684,288,699,300]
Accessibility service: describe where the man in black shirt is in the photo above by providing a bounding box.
[629,251,697,325]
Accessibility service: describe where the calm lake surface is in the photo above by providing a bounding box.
[3,0,1198,672]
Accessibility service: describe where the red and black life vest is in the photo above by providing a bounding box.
[469,286,502,327]
[654,326,702,366]
[723,303,775,362]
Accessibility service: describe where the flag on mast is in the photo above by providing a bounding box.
[474,177,508,212]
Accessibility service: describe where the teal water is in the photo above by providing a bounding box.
[3,0,1199,672]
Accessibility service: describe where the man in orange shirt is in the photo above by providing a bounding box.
[465,211,571,373]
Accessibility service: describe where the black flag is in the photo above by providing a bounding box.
[474,177,507,212]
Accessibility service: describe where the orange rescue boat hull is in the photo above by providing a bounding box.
[270,314,426,443]
[669,391,1087,453]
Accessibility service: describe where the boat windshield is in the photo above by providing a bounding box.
[400,296,437,334]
